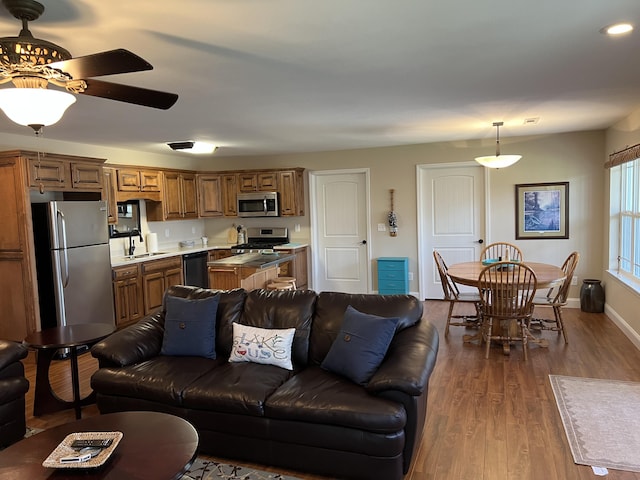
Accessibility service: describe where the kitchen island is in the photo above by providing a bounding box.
[207,252,295,290]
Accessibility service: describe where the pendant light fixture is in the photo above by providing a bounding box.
[475,121,522,168]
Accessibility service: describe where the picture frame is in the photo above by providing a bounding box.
[515,182,569,239]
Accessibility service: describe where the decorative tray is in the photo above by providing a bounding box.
[42,431,123,469]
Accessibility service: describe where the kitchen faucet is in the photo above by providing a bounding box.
[128,229,144,256]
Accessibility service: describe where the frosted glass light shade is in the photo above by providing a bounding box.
[0,88,76,127]
[475,154,521,169]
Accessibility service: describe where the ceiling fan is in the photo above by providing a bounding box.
[0,0,178,130]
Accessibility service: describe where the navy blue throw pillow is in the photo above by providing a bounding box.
[321,305,400,386]
[161,294,220,359]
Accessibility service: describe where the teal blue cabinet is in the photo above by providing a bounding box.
[377,257,409,294]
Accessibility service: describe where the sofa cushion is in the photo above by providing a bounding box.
[229,323,295,370]
[162,285,247,360]
[310,292,423,366]
[161,293,220,359]
[181,362,293,416]
[239,289,317,369]
[265,367,406,434]
[321,306,399,385]
[90,356,219,406]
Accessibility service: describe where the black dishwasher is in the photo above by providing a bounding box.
[183,251,209,288]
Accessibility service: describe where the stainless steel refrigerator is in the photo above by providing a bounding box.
[32,200,115,330]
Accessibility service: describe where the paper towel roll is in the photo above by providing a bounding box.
[147,232,158,253]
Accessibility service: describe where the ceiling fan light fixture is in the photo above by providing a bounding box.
[475,121,522,169]
[167,141,216,154]
[0,87,75,128]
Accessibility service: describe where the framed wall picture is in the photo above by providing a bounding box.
[515,182,569,239]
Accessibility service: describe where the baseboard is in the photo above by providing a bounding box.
[604,304,640,351]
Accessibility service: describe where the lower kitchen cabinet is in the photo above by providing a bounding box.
[112,264,144,327]
[278,246,308,289]
[142,256,183,314]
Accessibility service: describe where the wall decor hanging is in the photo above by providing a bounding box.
[388,189,398,237]
[515,182,569,239]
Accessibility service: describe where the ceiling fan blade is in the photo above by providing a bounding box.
[79,78,178,110]
[49,49,153,79]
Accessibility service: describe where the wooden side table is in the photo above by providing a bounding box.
[23,323,115,419]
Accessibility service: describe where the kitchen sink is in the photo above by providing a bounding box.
[123,252,168,260]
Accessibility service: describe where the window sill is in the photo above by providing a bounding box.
[605,269,640,296]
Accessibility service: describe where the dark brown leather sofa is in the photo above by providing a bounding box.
[91,286,439,480]
[0,340,29,448]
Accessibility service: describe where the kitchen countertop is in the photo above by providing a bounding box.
[207,252,295,270]
[110,243,308,268]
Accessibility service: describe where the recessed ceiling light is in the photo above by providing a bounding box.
[167,141,217,154]
[600,23,634,35]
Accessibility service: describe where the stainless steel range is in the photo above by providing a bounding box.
[231,227,289,254]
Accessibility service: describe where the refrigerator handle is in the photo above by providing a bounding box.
[57,209,70,287]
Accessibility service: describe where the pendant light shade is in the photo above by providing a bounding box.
[0,88,76,130]
[475,121,521,168]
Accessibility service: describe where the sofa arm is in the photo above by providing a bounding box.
[91,313,164,368]
[0,340,28,372]
[366,318,439,396]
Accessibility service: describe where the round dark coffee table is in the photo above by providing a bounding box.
[0,411,199,480]
[23,323,116,419]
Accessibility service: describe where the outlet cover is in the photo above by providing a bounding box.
[571,275,578,286]
[165,229,170,238]
[408,272,414,281]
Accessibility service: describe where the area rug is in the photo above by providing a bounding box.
[549,374,640,472]
[181,457,301,480]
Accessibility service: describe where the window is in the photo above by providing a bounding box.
[616,158,640,281]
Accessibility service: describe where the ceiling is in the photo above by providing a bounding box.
[0,0,639,158]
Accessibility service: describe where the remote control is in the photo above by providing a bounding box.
[60,452,92,463]
[70,438,113,449]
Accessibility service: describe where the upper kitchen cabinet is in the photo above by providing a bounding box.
[148,171,198,221]
[237,172,278,192]
[222,174,238,217]
[197,174,223,217]
[278,169,305,216]
[102,167,118,225]
[26,152,105,192]
[115,168,162,201]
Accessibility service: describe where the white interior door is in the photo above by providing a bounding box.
[310,169,370,293]
[417,163,486,299]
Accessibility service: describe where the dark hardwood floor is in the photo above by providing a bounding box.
[21,302,640,480]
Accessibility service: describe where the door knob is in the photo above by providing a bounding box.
[360,240,367,245]
[477,239,484,244]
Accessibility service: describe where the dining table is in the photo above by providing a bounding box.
[447,261,566,354]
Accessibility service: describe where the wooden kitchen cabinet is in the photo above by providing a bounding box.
[103,167,118,225]
[112,264,144,327]
[278,169,305,216]
[116,168,161,192]
[208,264,278,290]
[26,154,105,192]
[278,246,308,289]
[151,171,198,220]
[0,153,38,341]
[197,174,223,217]
[70,161,103,190]
[0,150,108,341]
[222,173,238,216]
[141,256,183,314]
[237,172,278,192]
[208,249,233,261]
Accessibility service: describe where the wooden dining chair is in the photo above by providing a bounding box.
[480,242,523,262]
[477,261,537,360]
[530,251,580,343]
[433,250,482,337]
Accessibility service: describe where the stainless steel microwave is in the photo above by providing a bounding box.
[237,192,279,217]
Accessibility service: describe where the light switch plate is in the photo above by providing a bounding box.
[377,223,387,232]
